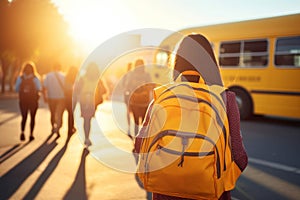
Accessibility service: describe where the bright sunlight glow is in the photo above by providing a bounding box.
[52,1,140,54]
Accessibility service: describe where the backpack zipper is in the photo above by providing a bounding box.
[145,130,221,179]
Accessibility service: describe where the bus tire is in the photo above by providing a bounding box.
[230,88,253,120]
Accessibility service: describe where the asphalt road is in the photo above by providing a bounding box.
[0,93,300,200]
[232,116,300,200]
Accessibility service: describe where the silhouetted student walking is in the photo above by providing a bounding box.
[15,61,42,141]
[135,34,248,200]
[125,59,153,137]
[42,62,65,137]
[64,66,78,136]
[74,62,107,147]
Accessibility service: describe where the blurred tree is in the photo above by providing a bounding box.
[0,0,74,93]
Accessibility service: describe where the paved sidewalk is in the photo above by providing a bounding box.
[0,94,148,200]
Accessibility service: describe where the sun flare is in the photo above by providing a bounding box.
[52,1,138,54]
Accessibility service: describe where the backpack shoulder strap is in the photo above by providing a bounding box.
[153,84,170,101]
[21,75,29,81]
[20,75,35,84]
[208,84,227,108]
[54,72,65,91]
[209,84,227,96]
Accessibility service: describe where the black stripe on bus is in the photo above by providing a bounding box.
[251,90,300,96]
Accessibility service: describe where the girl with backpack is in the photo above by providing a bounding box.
[15,61,42,141]
[125,59,153,137]
[134,34,248,200]
[74,62,107,147]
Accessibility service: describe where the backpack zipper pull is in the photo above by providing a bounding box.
[156,145,162,155]
[178,136,188,167]
[178,154,185,167]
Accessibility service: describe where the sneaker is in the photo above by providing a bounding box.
[56,130,60,138]
[72,127,77,134]
[84,138,92,147]
[68,127,77,136]
[20,133,25,141]
[29,135,35,141]
[51,127,56,134]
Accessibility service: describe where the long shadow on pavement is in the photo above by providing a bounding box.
[0,144,21,162]
[63,148,89,200]
[0,113,19,126]
[0,134,59,199]
[22,135,73,200]
[0,142,31,164]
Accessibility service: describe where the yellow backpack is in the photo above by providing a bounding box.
[136,71,242,199]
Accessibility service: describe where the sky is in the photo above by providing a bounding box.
[51,0,300,54]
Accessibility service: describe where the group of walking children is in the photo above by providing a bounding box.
[15,61,107,148]
[15,33,247,200]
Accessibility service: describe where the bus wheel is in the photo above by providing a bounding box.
[230,88,253,120]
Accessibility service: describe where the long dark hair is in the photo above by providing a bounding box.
[173,34,223,86]
[20,61,40,78]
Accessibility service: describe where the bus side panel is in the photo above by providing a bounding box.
[252,93,300,119]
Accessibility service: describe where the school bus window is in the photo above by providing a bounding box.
[219,41,241,67]
[219,39,268,67]
[275,36,300,67]
[243,40,268,66]
[219,56,240,66]
[244,40,267,52]
[220,42,241,53]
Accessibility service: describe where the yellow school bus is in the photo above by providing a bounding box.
[154,13,300,119]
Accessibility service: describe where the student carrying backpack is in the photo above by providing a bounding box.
[74,62,107,147]
[15,61,42,141]
[134,34,248,200]
[125,59,154,137]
